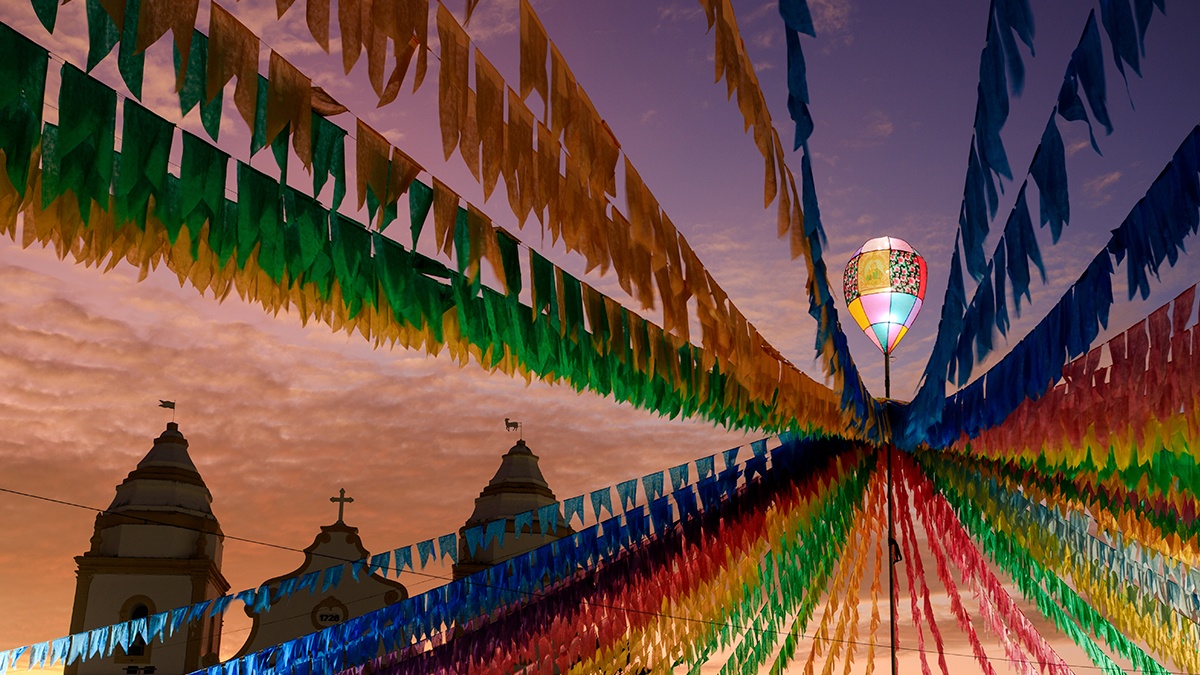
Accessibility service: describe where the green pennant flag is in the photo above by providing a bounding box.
[408,179,433,248]
[85,0,119,72]
[284,186,328,281]
[117,0,145,98]
[236,162,284,280]
[55,64,115,224]
[0,23,47,197]
[330,214,374,318]
[496,228,521,297]
[31,0,58,32]
[115,101,172,230]
[180,131,228,241]
[311,114,346,211]
[175,31,221,141]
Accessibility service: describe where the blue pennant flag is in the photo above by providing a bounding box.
[562,495,584,527]
[50,637,68,667]
[416,539,435,568]
[320,564,343,593]
[67,632,88,665]
[30,642,48,669]
[722,447,739,469]
[616,479,638,511]
[252,587,272,614]
[438,533,458,564]
[484,518,506,549]
[537,503,560,535]
[296,571,320,595]
[350,558,367,581]
[513,510,534,538]
[169,607,190,636]
[641,471,664,501]
[87,627,107,658]
[147,612,168,643]
[695,455,715,480]
[590,487,613,520]
[368,551,391,578]
[463,525,484,557]
[394,545,413,572]
[750,439,768,457]
[668,463,689,492]
[210,595,234,616]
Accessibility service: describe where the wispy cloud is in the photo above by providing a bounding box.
[641,109,659,124]
[809,0,854,45]
[1084,170,1122,205]
[845,110,894,148]
[657,3,705,23]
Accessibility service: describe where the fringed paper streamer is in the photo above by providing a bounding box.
[893,458,950,675]
[907,471,997,675]
[763,460,881,675]
[953,463,1200,673]
[816,477,873,675]
[862,459,885,675]
[923,453,1168,675]
[960,453,1200,621]
[900,457,1057,675]
[716,450,874,675]
[7,13,853,442]
[0,21,855,440]
[367,439,870,675]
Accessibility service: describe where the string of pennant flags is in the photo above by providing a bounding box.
[911,0,1170,442]
[0,432,780,673]
[1,0,1200,673]
[0,16,856,436]
[13,0,887,439]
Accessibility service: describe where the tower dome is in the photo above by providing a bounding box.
[67,423,229,675]
[453,438,572,579]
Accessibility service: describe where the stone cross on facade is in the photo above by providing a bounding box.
[330,488,354,524]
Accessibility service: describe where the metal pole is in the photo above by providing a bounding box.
[885,351,897,675]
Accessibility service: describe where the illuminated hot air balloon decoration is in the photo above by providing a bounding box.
[843,236,927,397]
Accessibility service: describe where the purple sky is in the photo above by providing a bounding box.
[2,0,1199,671]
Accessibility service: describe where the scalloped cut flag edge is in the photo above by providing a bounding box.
[843,236,927,354]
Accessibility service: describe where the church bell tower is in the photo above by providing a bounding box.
[66,423,230,675]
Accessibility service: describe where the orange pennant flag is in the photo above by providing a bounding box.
[266,51,313,167]
[207,4,261,131]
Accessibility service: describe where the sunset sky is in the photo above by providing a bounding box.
[2,0,1200,672]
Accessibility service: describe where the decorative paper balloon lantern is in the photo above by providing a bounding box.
[843,237,927,354]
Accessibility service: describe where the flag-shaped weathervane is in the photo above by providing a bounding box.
[159,400,176,421]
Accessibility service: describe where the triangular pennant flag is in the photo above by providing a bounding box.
[562,495,584,527]
[668,463,690,492]
[641,471,664,501]
[484,518,506,550]
[320,564,344,592]
[438,533,458,564]
[416,538,435,568]
[590,487,613,520]
[696,455,715,480]
[394,546,413,572]
[368,551,391,577]
[616,479,638,511]
[463,525,484,557]
[537,503,560,535]
[513,510,534,538]
[723,447,739,469]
